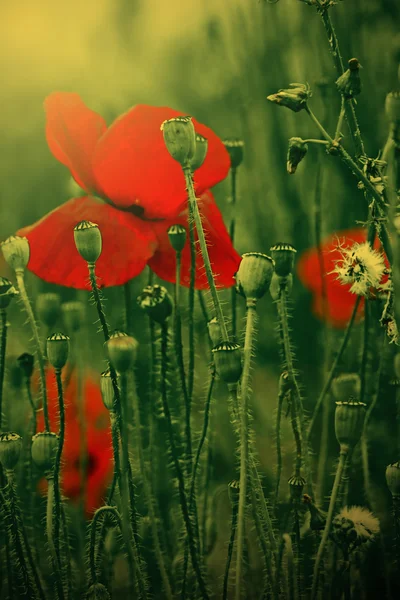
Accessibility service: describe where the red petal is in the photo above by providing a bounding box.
[93,105,230,219]
[45,92,107,192]
[18,197,158,289]
[148,190,240,289]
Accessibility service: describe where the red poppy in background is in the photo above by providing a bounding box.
[37,366,112,515]
[17,93,240,290]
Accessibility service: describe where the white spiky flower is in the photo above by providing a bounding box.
[331,240,385,296]
[332,505,380,551]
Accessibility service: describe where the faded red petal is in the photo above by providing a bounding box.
[45,92,107,192]
[18,197,158,289]
[148,190,241,289]
[93,105,230,219]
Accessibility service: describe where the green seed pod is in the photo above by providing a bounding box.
[269,272,293,301]
[236,252,274,301]
[207,317,222,347]
[270,243,297,277]
[331,373,361,402]
[336,58,362,99]
[31,431,59,473]
[287,137,308,174]
[267,83,311,113]
[223,138,244,169]
[73,221,102,264]
[228,479,240,504]
[100,369,117,411]
[386,462,400,498]
[335,400,366,452]
[36,293,62,329]
[86,583,111,600]
[1,236,30,272]
[288,475,306,501]
[107,331,138,374]
[167,224,187,253]
[212,342,242,384]
[137,284,173,324]
[0,433,23,470]
[46,332,70,370]
[191,134,208,171]
[17,353,34,379]
[385,91,400,124]
[62,301,86,334]
[0,277,18,309]
[161,116,196,167]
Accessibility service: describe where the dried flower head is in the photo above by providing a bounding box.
[267,83,311,113]
[331,241,385,296]
[332,506,379,551]
[137,284,173,323]
[287,137,308,174]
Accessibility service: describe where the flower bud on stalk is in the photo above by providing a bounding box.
[0,432,23,471]
[161,116,196,167]
[0,277,18,309]
[17,352,34,379]
[36,293,62,329]
[1,236,30,272]
[167,224,187,253]
[100,369,118,411]
[31,431,59,474]
[236,252,274,301]
[288,475,307,501]
[336,58,362,99]
[335,400,366,452]
[46,333,70,370]
[137,284,173,324]
[331,373,361,402]
[207,317,222,347]
[287,137,308,174]
[86,583,111,600]
[107,331,138,374]
[212,342,242,384]
[62,301,86,334]
[191,134,208,171]
[73,221,102,264]
[223,138,244,169]
[270,243,297,277]
[279,370,294,397]
[386,462,400,499]
[267,83,311,113]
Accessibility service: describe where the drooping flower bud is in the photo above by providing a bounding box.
[212,342,242,384]
[269,272,293,301]
[137,284,173,323]
[287,138,308,174]
[335,401,366,452]
[100,369,117,411]
[0,277,18,309]
[86,583,111,600]
[228,479,240,504]
[73,221,102,264]
[336,58,362,99]
[167,224,187,253]
[62,301,86,334]
[161,116,196,167]
[386,462,400,498]
[1,236,30,272]
[191,134,208,171]
[0,433,23,471]
[46,333,70,370]
[288,475,306,501]
[17,353,35,379]
[270,243,297,277]
[36,293,62,329]
[267,83,311,113]
[385,91,400,124]
[235,252,274,301]
[31,431,59,473]
[303,494,326,531]
[207,317,222,347]
[331,373,361,402]
[107,331,138,374]
[223,138,244,169]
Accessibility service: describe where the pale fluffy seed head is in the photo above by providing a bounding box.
[331,241,385,296]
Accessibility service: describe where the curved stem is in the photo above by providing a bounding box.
[0,309,7,430]
[89,506,122,586]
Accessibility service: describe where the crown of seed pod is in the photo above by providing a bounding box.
[73,220,102,264]
[335,400,366,452]
[228,479,240,504]
[31,431,59,474]
[0,433,23,471]
[236,252,274,301]
[191,134,208,171]
[303,495,326,531]
[288,475,307,501]
[17,352,34,379]
[62,301,86,334]
[270,243,297,277]
[336,58,362,99]
[161,116,196,167]
[267,83,311,113]
[107,331,138,374]
[0,277,18,309]
[36,293,62,329]
[86,583,111,600]
[385,91,400,124]
[269,272,293,301]
[287,137,308,174]
[212,342,242,384]
[47,332,70,370]
[331,373,361,402]
[167,224,187,253]
[100,369,117,411]
[386,462,400,498]
[1,236,30,272]
[137,284,173,323]
[207,317,222,347]
[223,138,244,169]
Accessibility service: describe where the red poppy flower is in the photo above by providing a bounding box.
[36,366,113,515]
[17,93,240,290]
[297,228,388,328]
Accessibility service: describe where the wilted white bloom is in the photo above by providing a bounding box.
[331,241,385,296]
[332,505,379,551]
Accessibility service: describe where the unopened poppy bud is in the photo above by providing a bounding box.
[288,475,306,501]
[236,252,274,301]
[191,134,208,171]
[17,353,34,379]
[100,369,117,411]
[269,272,293,301]
[74,221,102,264]
[107,331,138,374]
[161,116,196,167]
[267,83,311,113]
[208,317,222,347]
[228,479,240,504]
[36,293,61,329]
[385,91,400,124]
[1,236,30,272]
[167,224,187,253]
[0,433,23,471]
[86,583,111,600]
[137,284,173,323]
[0,277,18,309]
[31,431,59,473]
[335,400,366,452]
[223,138,244,169]
[331,373,361,402]
[270,243,297,277]
[287,138,308,174]
[336,58,362,99]
[62,301,86,334]
[303,495,326,531]
[212,342,242,384]
[47,333,70,370]
[386,462,400,498]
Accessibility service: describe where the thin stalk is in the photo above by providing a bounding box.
[124,281,133,335]
[290,395,302,479]
[89,506,122,586]
[250,484,275,595]
[53,368,66,575]
[303,139,329,145]
[46,477,65,600]
[274,392,284,508]
[188,202,196,402]
[229,166,238,339]
[0,309,7,429]
[223,490,239,600]
[334,99,345,141]
[283,534,297,600]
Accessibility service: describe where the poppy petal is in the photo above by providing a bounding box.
[45,92,107,192]
[93,105,230,219]
[148,190,240,289]
[18,197,158,289]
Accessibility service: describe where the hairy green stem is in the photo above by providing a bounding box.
[229,166,238,339]
[89,506,121,586]
[274,392,284,508]
[223,489,239,600]
[188,202,196,402]
[0,309,7,430]
[283,534,297,600]
[53,369,66,577]
[46,477,65,600]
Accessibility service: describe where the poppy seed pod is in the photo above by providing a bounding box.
[73,220,102,264]
[86,583,111,600]
[167,224,187,253]
[62,301,86,334]
[228,479,240,504]
[269,272,293,301]
[137,284,173,324]
[1,236,30,272]
[107,331,138,374]
[100,369,118,411]
[386,462,400,498]
[267,83,311,113]
[161,116,196,167]
[17,353,35,379]
[223,138,244,169]
[36,293,62,329]
[287,138,308,174]
[0,433,23,471]
[288,475,307,501]
[31,431,59,473]
[270,243,297,277]
[191,134,208,171]
[212,342,242,384]
[46,332,70,370]
[331,373,361,402]
[207,317,222,347]
[336,58,362,99]
[236,252,274,301]
[385,91,400,125]
[0,277,18,309]
[335,400,366,452]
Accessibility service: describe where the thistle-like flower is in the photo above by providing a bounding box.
[330,241,385,296]
[332,506,379,552]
